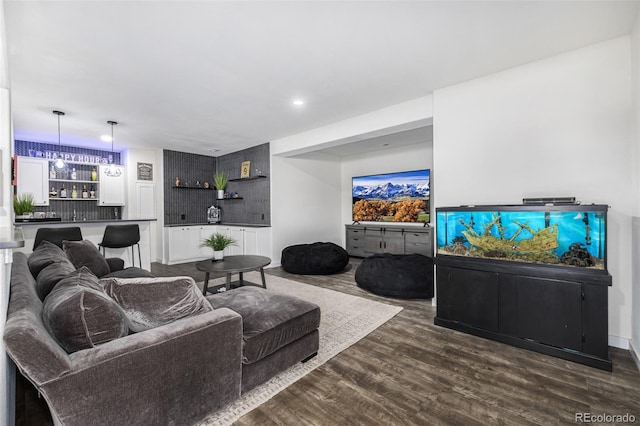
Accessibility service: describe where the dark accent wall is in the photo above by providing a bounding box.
[163,150,217,225]
[215,143,271,225]
[162,143,271,226]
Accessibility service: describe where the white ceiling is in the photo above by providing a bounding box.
[4,1,638,157]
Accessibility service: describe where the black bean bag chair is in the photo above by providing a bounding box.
[355,253,433,299]
[281,242,349,275]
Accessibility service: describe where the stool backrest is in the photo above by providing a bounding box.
[33,227,83,250]
[100,225,140,248]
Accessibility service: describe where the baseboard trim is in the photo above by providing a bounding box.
[608,335,629,350]
[630,340,640,372]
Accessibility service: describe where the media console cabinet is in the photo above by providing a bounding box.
[345,224,432,258]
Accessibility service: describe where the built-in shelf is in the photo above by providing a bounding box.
[171,186,213,190]
[51,179,98,184]
[49,198,98,201]
[228,175,268,182]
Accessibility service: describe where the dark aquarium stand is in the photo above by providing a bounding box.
[434,204,611,370]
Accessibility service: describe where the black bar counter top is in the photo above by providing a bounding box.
[15,218,157,226]
[164,222,270,228]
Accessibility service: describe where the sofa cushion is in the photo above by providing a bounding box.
[63,240,111,277]
[35,259,76,300]
[42,267,129,353]
[27,240,69,278]
[101,267,155,279]
[100,276,213,332]
[207,287,321,364]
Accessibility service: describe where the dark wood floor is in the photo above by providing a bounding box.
[18,259,640,425]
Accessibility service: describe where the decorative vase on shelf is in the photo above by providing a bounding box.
[217,189,224,199]
[213,250,224,261]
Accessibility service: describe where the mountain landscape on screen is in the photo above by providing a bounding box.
[352,169,430,223]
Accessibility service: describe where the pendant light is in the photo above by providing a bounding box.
[52,110,66,170]
[105,120,121,177]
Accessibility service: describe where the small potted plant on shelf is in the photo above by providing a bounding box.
[13,193,35,219]
[201,232,237,260]
[213,171,228,200]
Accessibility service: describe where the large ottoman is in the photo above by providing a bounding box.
[281,242,349,275]
[207,286,320,393]
[355,253,433,299]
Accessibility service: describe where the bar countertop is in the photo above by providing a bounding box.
[15,218,157,226]
[0,226,25,249]
[164,222,270,228]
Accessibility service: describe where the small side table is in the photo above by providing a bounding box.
[195,255,271,295]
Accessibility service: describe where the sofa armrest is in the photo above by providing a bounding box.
[43,308,243,426]
[106,257,124,272]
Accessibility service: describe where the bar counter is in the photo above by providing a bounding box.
[14,218,156,270]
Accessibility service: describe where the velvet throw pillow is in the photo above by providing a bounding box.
[100,276,213,332]
[35,259,76,300]
[42,267,129,353]
[27,240,69,278]
[63,240,111,278]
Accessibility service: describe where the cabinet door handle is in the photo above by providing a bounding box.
[379,241,382,249]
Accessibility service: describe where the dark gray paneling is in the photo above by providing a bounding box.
[33,203,121,222]
[163,150,217,225]
[215,143,270,226]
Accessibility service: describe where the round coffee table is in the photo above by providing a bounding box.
[196,255,271,295]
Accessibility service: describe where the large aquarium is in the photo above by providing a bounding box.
[436,204,607,270]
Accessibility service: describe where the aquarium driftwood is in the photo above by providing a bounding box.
[459,214,559,255]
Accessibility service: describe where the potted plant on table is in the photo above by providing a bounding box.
[213,171,228,200]
[13,193,35,219]
[201,232,237,260]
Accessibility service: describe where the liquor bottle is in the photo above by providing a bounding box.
[49,165,56,179]
[49,187,58,198]
[89,184,96,199]
[71,185,78,199]
[71,167,77,180]
[91,168,97,181]
[60,185,67,198]
[82,184,88,199]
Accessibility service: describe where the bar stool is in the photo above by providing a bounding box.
[98,224,141,268]
[33,227,83,250]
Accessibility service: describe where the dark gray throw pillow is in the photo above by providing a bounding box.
[42,267,128,353]
[63,240,111,277]
[100,276,213,332]
[27,240,69,278]
[35,260,76,300]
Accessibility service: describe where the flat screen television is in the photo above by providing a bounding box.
[352,169,430,223]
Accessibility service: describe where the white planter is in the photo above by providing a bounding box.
[213,250,224,260]
[217,189,224,199]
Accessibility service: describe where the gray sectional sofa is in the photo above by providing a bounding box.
[4,242,320,425]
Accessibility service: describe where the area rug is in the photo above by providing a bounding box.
[196,272,403,425]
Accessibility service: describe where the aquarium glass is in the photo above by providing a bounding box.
[436,206,606,270]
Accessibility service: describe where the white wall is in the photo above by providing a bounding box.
[434,37,633,346]
[270,152,342,265]
[630,7,640,367]
[0,1,16,423]
[340,142,434,234]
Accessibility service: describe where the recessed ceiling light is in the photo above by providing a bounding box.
[101,134,112,142]
[292,99,305,106]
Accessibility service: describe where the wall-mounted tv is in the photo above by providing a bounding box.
[352,169,430,223]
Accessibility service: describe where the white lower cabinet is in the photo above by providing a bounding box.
[166,225,217,264]
[165,225,270,264]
